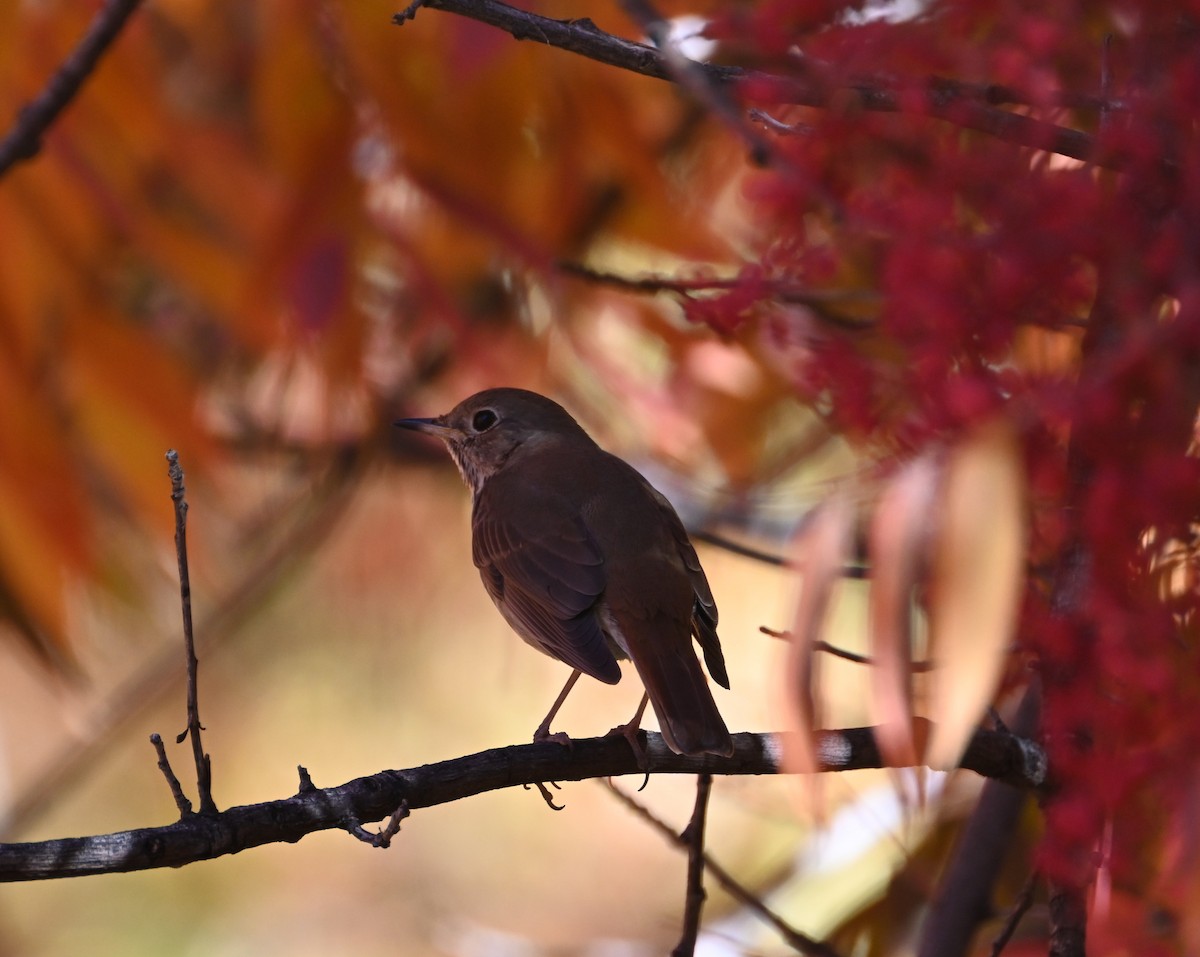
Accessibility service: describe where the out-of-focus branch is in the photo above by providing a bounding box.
[672,772,714,957]
[916,684,1041,957]
[0,723,1045,882]
[393,0,1119,169]
[0,0,144,176]
[559,261,878,330]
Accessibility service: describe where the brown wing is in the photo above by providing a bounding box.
[472,486,621,685]
[644,484,729,689]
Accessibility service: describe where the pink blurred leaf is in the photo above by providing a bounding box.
[925,418,1026,769]
[783,492,853,774]
[868,453,940,768]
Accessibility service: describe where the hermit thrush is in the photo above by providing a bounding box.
[395,388,733,757]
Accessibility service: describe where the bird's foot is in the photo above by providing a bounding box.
[533,724,574,749]
[606,722,650,773]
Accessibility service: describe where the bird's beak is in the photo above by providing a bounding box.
[394,416,459,440]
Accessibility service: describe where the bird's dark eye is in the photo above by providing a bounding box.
[472,409,499,432]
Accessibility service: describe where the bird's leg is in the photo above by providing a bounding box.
[533,669,582,747]
[606,692,651,770]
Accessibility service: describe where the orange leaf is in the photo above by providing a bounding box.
[0,357,90,659]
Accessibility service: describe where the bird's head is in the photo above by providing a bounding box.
[395,387,589,494]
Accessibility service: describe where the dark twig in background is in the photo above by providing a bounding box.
[605,777,842,957]
[990,873,1039,957]
[690,528,870,579]
[0,725,1045,882]
[690,529,790,568]
[559,261,877,330]
[0,0,144,176]
[165,450,216,815]
[759,628,936,673]
[672,773,714,957]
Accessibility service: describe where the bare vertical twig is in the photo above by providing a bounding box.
[0,0,145,176]
[166,450,216,815]
[2,445,368,840]
[672,772,713,957]
[149,733,193,817]
[603,778,843,957]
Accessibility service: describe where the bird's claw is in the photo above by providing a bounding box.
[523,780,565,810]
[606,722,650,774]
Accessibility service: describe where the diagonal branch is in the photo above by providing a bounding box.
[606,776,841,957]
[0,0,144,177]
[0,724,1045,883]
[392,0,1117,168]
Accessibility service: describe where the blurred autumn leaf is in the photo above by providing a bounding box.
[0,0,756,661]
[925,418,1025,769]
[782,422,1026,779]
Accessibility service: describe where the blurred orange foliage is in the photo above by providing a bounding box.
[0,0,760,659]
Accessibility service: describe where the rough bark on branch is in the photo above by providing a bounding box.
[0,723,1044,883]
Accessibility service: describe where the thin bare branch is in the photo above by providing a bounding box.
[1,446,368,840]
[148,733,192,818]
[166,450,216,815]
[0,0,144,176]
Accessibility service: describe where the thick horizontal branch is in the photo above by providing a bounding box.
[0,723,1045,882]
[393,0,1115,169]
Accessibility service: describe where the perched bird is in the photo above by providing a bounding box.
[395,388,733,757]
